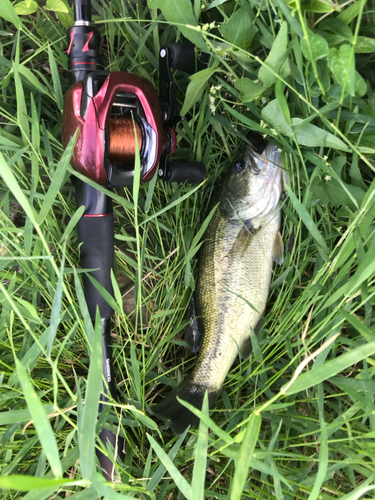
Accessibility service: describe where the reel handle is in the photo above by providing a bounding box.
[166,43,209,75]
[160,161,206,184]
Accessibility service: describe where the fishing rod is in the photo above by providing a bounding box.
[62,0,206,480]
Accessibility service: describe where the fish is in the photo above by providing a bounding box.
[152,141,285,435]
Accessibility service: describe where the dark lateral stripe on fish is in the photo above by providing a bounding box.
[152,378,221,435]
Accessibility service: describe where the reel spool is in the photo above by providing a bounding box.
[107,117,142,163]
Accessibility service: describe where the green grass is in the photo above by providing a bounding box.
[1,0,375,498]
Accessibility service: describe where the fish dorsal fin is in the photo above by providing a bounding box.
[273,231,284,265]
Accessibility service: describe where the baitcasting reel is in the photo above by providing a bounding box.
[62,1,206,187]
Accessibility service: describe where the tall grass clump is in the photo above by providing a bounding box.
[1,0,375,498]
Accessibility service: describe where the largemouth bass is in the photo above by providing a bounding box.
[153,141,285,435]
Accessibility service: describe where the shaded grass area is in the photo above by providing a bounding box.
[1,0,375,498]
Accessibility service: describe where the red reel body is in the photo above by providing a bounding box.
[62,71,171,186]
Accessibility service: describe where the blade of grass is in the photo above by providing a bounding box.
[192,392,209,500]
[91,476,141,499]
[37,131,77,225]
[0,152,38,224]
[79,310,103,478]
[285,184,329,262]
[147,426,190,493]
[47,45,64,111]
[47,250,65,356]
[15,359,62,477]
[284,340,375,396]
[230,412,261,500]
[73,268,94,348]
[60,205,85,243]
[147,434,192,500]
[307,384,328,500]
[0,475,82,492]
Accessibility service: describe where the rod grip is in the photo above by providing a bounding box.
[77,215,114,319]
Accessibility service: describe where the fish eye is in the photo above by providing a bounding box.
[234,160,246,173]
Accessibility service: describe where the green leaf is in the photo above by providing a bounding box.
[284,340,375,395]
[273,0,303,37]
[284,184,329,262]
[219,7,257,48]
[147,0,206,51]
[338,1,362,24]
[354,36,375,53]
[302,0,333,13]
[234,78,264,102]
[79,311,103,478]
[44,0,69,13]
[258,22,288,88]
[181,66,217,116]
[262,99,349,151]
[230,412,261,500]
[301,28,329,61]
[321,18,353,42]
[0,0,21,27]
[15,0,38,15]
[328,44,355,97]
[354,70,366,97]
[292,118,349,150]
[192,393,209,500]
[310,172,365,211]
[147,434,192,500]
[261,99,292,136]
[16,359,62,477]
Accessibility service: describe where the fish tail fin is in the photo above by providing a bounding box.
[152,378,221,435]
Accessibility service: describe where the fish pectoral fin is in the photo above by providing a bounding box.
[184,294,203,353]
[231,223,260,256]
[273,230,284,265]
[240,317,264,359]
